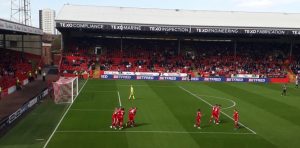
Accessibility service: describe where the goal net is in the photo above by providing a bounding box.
[53,77,78,104]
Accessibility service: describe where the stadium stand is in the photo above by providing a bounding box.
[56,5,300,80]
[59,51,93,78]
[290,45,300,75]
[0,48,45,94]
[59,41,289,78]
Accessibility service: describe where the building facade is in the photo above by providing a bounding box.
[39,9,56,34]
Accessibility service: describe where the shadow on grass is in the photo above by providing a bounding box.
[135,122,150,127]
[125,122,150,129]
[128,98,146,101]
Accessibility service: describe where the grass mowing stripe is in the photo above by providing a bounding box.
[56,130,255,135]
[179,86,257,135]
[221,83,300,125]
[43,79,89,148]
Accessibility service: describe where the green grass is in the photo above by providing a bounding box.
[0,80,86,148]
[0,99,68,148]
[1,80,300,148]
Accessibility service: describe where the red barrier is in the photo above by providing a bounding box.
[270,77,290,83]
[100,70,104,75]
[62,73,76,77]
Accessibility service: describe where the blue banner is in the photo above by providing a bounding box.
[158,76,182,81]
[203,77,226,82]
[225,78,246,82]
[136,76,157,80]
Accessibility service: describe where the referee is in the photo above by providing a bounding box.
[281,84,287,96]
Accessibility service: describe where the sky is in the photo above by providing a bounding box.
[0,0,300,28]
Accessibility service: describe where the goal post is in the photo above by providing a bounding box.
[53,77,79,104]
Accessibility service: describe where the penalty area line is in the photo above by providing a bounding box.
[56,130,255,135]
[43,79,89,148]
[196,94,236,110]
[179,86,257,135]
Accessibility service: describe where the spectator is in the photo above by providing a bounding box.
[35,70,38,78]
[29,71,34,82]
[16,78,22,90]
[42,71,46,82]
[38,66,42,75]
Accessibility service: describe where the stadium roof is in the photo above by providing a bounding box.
[0,18,43,35]
[56,4,300,29]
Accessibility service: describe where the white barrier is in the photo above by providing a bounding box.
[8,86,16,94]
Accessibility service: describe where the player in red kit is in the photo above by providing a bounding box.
[233,109,239,129]
[209,105,217,125]
[110,107,119,129]
[215,104,221,125]
[194,109,202,129]
[126,107,137,127]
[117,108,125,130]
[209,104,221,125]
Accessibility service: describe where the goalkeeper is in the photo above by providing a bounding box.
[128,85,135,100]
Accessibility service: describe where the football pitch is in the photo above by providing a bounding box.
[38,79,300,148]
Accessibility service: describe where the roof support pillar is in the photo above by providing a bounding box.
[290,40,293,61]
[178,39,181,56]
[3,34,6,49]
[120,36,123,52]
[21,34,24,61]
[39,35,42,56]
[234,40,237,60]
[61,34,64,51]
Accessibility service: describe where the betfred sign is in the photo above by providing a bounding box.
[159,76,179,81]
[226,78,244,82]
[136,76,156,80]
[248,78,268,83]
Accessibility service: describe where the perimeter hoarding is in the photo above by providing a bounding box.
[100,75,269,83]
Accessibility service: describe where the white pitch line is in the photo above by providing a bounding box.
[43,79,89,148]
[91,84,177,88]
[56,130,254,135]
[83,90,117,93]
[118,84,147,87]
[197,94,236,110]
[179,86,257,135]
[117,91,122,107]
[119,85,177,88]
[70,109,113,112]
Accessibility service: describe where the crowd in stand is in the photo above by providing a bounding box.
[291,56,300,74]
[60,40,297,79]
[290,45,300,75]
[0,49,42,96]
[193,47,287,78]
[96,44,288,78]
[60,51,93,78]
